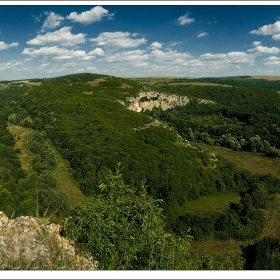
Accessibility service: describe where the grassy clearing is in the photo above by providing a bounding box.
[260,193,280,239]
[192,142,280,179]
[8,122,85,210]
[185,142,280,267]
[7,123,36,173]
[179,193,240,217]
[47,143,85,209]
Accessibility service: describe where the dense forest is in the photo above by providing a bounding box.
[2,73,280,269]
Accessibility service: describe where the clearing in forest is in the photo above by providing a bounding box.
[193,142,280,179]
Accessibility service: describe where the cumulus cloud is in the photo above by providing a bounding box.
[197,51,255,70]
[104,49,149,67]
[150,42,162,49]
[41,12,64,32]
[0,61,23,72]
[22,46,95,61]
[264,56,280,65]
[250,21,280,40]
[253,41,261,46]
[67,6,113,25]
[227,52,255,64]
[40,63,50,67]
[26,26,86,47]
[247,45,280,55]
[0,41,18,50]
[150,49,191,64]
[88,48,105,56]
[250,21,280,35]
[200,53,227,60]
[197,32,208,38]
[90,32,147,49]
[177,12,195,25]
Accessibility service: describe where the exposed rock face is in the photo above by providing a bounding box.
[127,91,214,112]
[0,212,98,270]
[127,91,190,112]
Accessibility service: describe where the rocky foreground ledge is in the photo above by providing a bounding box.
[0,211,98,270]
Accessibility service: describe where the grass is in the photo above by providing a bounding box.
[179,193,240,217]
[7,123,36,173]
[192,142,280,179]
[47,143,86,209]
[251,76,280,81]
[8,121,85,210]
[184,141,280,268]
[259,193,280,239]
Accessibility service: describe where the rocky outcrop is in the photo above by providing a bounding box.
[127,91,214,112]
[0,211,98,270]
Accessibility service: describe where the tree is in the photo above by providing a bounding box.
[63,164,191,269]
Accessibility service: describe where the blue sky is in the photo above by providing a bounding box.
[0,3,280,80]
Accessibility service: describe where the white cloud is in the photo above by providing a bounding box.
[272,34,280,40]
[40,63,50,67]
[247,45,280,55]
[253,41,261,46]
[250,21,280,35]
[195,51,255,71]
[104,49,149,67]
[88,48,105,56]
[250,21,280,40]
[22,46,95,61]
[87,66,96,71]
[90,32,147,49]
[177,12,195,25]
[67,6,113,25]
[0,41,18,50]
[41,12,64,32]
[150,42,162,49]
[264,56,280,65]
[197,32,208,38]
[167,41,182,47]
[26,26,86,47]
[150,49,191,64]
[227,52,255,64]
[0,61,23,72]
[200,53,227,60]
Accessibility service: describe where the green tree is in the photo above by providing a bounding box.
[63,164,191,269]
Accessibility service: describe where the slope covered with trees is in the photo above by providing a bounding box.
[2,73,280,269]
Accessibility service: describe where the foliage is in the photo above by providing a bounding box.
[243,237,280,269]
[63,165,192,269]
[144,82,280,157]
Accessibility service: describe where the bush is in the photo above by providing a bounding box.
[63,165,191,269]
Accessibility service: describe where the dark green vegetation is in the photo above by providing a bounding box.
[64,165,192,270]
[2,73,280,269]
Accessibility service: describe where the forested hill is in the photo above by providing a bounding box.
[4,73,226,225]
[2,73,280,269]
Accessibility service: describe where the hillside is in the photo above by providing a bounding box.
[2,73,280,269]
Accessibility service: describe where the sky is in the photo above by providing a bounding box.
[0,2,280,80]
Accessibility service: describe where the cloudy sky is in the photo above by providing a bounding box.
[0,3,280,80]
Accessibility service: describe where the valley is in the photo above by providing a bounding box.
[1,73,280,269]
